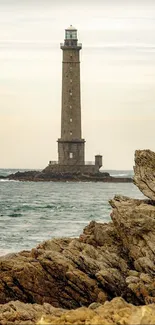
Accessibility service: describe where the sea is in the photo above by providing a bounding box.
[0,169,144,256]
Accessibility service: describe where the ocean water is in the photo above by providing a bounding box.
[0,169,144,256]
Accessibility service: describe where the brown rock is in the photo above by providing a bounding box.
[1,297,155,325]
[0,234,129,308]
[110,195,155,303]
[36,297,155,325]
[1,149,155,313]
[80,220,119,249]
[134,149,155,200]
[1,195,155,307]
[0,300,64,325]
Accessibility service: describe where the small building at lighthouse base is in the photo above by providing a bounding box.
[43,155,104,175]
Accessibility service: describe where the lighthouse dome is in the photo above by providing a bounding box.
[66,25,77,30]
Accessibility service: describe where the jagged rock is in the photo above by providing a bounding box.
[1,297,155,325]
[1,193,155,308]
[0,234,130,308]
[110,195,155,304]
[0,300,64,325]
[37,297,155,325]
[0,195,155,307]
[134,149,155,200]
[1,148,155,317]
[80,221,119,248]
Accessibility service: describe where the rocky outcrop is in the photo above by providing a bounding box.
[0,235,129,308]
[0,149,155,323]
[110,195,155,304]
[0,300,64,325]
[37,297,155,325]
[134,149,155,200]
[0,197,155,308]
[6,171,39,181]
[0,151,154,308]
[1,297,155,325]
[1,170,133,182]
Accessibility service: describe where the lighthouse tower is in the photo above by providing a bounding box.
[46,26,102,175]
[58,25,85,166]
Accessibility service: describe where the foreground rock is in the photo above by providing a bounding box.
[134,149,155,200]
[0,193,155,307]
[0,233,129,308]
[37,297,155,325]
[0,148,155,323]
[1,297,155,325]
[0,300,64,325]
[110,195,155,304]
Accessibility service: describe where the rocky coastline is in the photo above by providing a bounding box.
[0,149,155,324]
[0,170,132,182]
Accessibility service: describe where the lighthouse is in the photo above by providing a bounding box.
[47,26,102,174]
[58,25,85,166]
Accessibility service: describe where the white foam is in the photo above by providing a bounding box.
[0,249,14,257]
[0,179,19,182]
[110,173,131,177]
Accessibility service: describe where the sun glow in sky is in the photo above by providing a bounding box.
[0,0,155,169]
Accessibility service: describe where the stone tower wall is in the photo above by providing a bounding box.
[95,155,103,169]
[61,49,81,140]
[45,163,98,174]
[58,140,85,165]
[58,38,85,166]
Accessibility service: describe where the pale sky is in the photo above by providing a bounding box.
[0,0,155,169]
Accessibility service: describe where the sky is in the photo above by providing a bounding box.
[0,0,155,169]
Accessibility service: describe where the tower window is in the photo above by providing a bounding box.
[70,118,72,122]
[69,153,73,159]
[70,131,72,135]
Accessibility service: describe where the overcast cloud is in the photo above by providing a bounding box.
[0,0,155,169]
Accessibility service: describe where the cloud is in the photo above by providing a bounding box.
[0,0,155,168]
